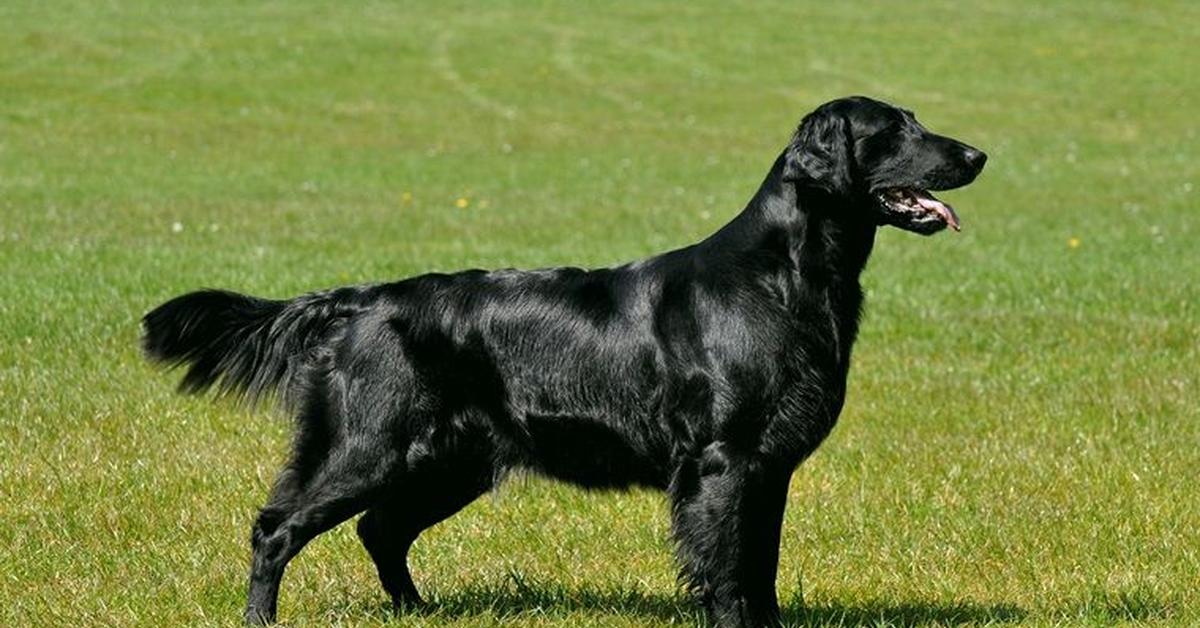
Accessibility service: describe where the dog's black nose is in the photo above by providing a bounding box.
[964,147,987,171]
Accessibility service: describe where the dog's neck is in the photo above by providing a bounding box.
[701,152,876,363]
[707,153,876,283]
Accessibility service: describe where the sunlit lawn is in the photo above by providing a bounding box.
[2,1,1197,625]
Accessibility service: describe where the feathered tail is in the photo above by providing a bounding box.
[141,287,372,404]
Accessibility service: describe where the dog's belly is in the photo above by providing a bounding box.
[516,411,671,490]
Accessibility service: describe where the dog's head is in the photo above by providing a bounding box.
[783,96,987,235]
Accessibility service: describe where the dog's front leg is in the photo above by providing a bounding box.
[669,441,791,627]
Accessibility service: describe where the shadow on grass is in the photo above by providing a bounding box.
[387,574,1028,626]
[342,574,1178,626]
[415,572,698,623]
[326,571,1180,624]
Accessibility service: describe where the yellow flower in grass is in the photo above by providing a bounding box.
[1068,237,1080,249]
[455,197,470,209]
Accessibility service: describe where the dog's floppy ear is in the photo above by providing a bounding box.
[783,107,854,195]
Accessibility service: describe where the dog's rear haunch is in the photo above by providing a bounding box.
[143,96,985,627]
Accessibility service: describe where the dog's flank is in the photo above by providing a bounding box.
[142,96,985,627]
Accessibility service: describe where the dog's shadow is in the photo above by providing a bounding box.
[341,576,1175,625]
[388,576,1029,626]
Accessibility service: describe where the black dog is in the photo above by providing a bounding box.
[142,96,985,626]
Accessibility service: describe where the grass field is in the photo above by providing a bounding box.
[2,1,1198,626]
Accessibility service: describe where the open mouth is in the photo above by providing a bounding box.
[876,188,960,233]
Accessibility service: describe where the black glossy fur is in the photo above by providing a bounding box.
[142,96,985,627]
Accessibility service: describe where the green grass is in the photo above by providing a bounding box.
[2,1,1198,626]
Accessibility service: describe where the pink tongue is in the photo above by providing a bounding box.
[913,191,961,231]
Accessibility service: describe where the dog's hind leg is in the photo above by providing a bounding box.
[243,360,408,625]
[356,423,496,610]
[670,442,791,628]
[244,441,399,624]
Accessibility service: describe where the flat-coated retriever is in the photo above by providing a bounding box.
[142,96,986,627]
